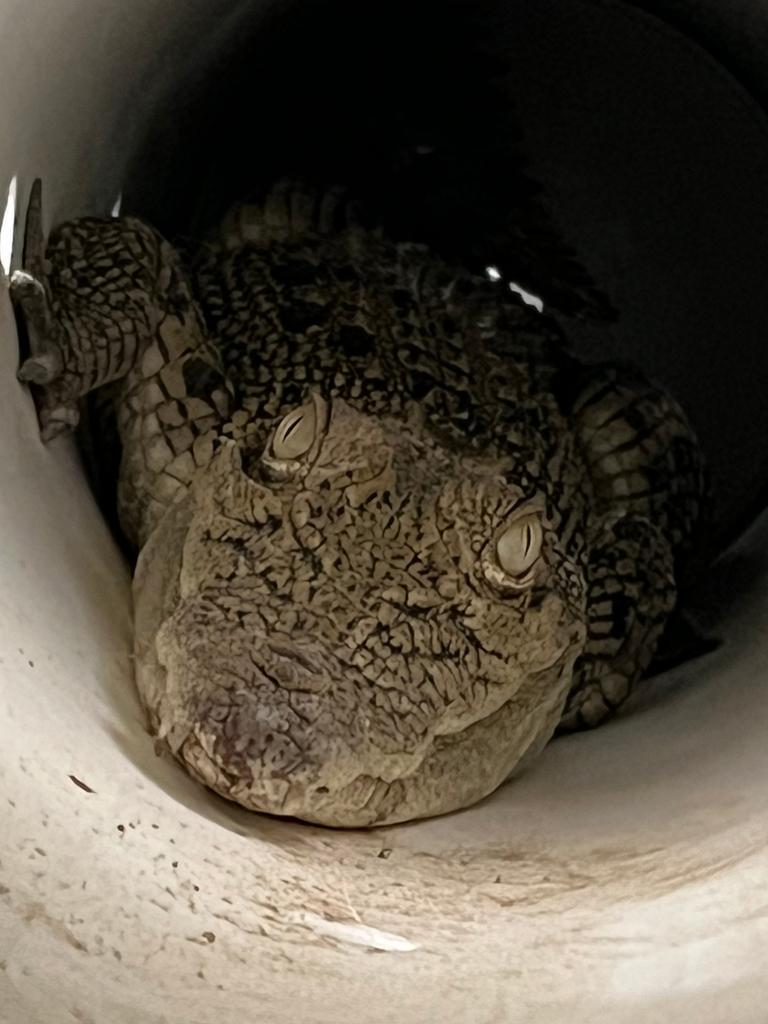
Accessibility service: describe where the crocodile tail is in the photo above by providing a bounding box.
[213,179,377,250]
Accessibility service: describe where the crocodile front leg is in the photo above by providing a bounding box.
[558,361,705,730]
[559,512,676,731]
[12,180,232,546]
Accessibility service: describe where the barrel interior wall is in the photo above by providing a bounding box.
[0,1,767,1022]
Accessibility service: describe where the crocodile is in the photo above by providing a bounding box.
[12,180,704,827]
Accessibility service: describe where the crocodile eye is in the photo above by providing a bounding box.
[257,393,329,484]
[271,403,317,460]
[496,513,543,581]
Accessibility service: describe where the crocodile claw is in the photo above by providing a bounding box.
[12,179,79,438]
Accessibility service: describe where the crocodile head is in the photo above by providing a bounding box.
[134,392,587,826]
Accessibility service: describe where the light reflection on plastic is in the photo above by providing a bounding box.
[111,192,123,217]
[509,281,544,313]
[485,265,501,282]
[0,175,18,276]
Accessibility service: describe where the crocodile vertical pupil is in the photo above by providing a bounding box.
[272,404,316,460]
[496,513,543,579]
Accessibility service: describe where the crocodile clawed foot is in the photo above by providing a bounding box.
[12,269,64,382]
[11,179,79,439]
[36,403,80,441]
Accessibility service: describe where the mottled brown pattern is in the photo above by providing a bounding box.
[13,182,704,826]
